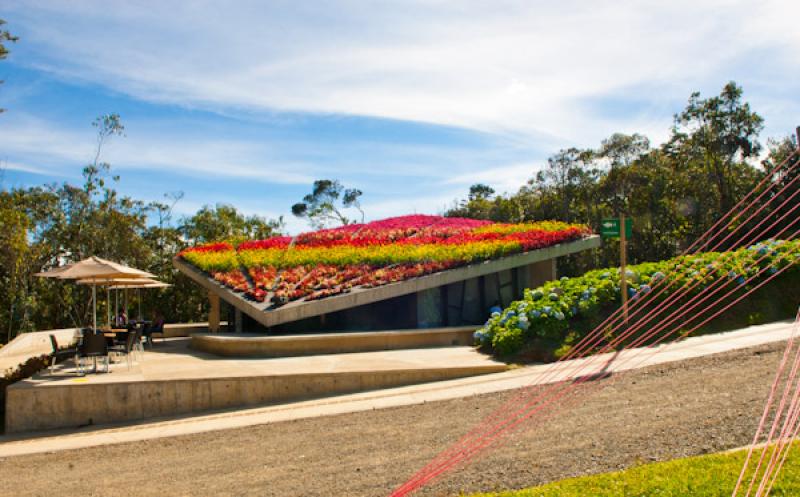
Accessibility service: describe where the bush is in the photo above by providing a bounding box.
[477,239,800,358]
[0,354,51,432]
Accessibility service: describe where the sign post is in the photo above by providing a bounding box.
[600,217,633,324]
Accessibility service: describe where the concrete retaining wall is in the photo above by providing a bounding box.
[190,326,477,357]
[5,364,506,433]
[0,328,78,372]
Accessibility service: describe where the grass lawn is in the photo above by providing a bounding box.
[468,443,800,497]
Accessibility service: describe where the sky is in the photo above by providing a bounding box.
[1,0,799,234]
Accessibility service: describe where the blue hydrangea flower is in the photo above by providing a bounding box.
[549,292,559,301]
[640,284,652,294]
[554,311,565,321]
[532,289,544,299]
[543,306,552,314]
[531,310,541,318]
[736,276,746,285]
[560,276,569,282]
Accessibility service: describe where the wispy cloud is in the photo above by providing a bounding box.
[7,0,799,146]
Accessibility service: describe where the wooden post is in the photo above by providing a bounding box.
[208,291,220,333]
[620,213,628,325]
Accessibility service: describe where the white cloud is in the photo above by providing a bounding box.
[0,114,316,185]
[6,0,799,147]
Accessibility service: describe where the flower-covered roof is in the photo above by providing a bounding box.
[179,215,591,308]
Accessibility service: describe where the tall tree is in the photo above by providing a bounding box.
[0,19,18,113]
[291,179,364,229]
[666,81,764,214]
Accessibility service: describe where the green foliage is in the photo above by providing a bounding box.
[180,204,283,245]
[0,353,51,426]
[0,18,18,113]
[0,115,284,342]
[291,179,364,229]
[468,442,800,497]
[476,240,800,357]
[447,82,779,277]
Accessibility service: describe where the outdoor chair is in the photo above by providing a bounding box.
[132,326,145,360]
[49,334,79,375]
[143,320,163,347]
[80,332,109,373]
[108,331,137,370]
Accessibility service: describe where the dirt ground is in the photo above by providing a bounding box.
[0,341,785,497]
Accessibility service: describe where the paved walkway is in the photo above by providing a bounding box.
[0,320,795,457]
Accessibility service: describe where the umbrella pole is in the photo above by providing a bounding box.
[138,289,142,321]
[107,288,111,326]
[93,284,97,332]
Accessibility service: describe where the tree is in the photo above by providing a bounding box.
[181,204,283,244]
[468,184,495,201]
[291,179,364,229]
[667,81,764,214]
[0,19,18,113]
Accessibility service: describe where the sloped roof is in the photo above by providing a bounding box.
[175,215,598,328]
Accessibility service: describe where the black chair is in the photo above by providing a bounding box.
[108,331,137,370]
[80,332,109,373]
[49,335,79,374]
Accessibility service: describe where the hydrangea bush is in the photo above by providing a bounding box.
[477,239,800,356]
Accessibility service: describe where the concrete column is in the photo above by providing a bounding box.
[208,291,220,333]
[528,258,557,289]
[234,308,243,333]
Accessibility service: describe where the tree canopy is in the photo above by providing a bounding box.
[291,179,364,229]
[446,82,789,275]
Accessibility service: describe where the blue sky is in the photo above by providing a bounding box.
[1,1,799,234]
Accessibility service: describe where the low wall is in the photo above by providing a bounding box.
[5,364,506,433]
[191,326,477,357]
[0,328,78,372]
[0,323,220,371]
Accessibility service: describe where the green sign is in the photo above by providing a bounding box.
[600,218,632,239]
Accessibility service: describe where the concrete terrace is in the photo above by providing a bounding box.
[0,319,794,457]
[4,337,507,433]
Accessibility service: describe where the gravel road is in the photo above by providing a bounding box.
[0,341,784,497]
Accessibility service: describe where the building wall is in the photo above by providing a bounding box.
[246,260,558,334]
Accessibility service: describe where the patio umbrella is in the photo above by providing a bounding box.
[110,280,170,321]
[36,256,155,331]
[78,277,170,322]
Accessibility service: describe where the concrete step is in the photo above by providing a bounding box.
[189,325,478,357]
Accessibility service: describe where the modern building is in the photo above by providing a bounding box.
[175,235,601,334]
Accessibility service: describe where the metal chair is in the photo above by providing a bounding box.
[108,331,137,370]
[80,332,109,373]
[48,334,79,375]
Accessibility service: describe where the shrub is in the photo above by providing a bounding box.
[479,239,800,357]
